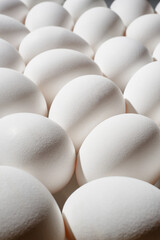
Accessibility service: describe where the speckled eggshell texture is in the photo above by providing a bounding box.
[49,75,125,151]
[63,177,160,240]
[74,7,125,52]
[64,0,107,22]
[111,0,153,27]
[24,49,102,107]
[0,38,25,72]
[0,14,29,48]
[0,166,65,240]
[94,36,152,92]
[25,2,74,31]
[153,42,160,61]
[126,14,160,54]
[124,62,160,126]
[0,113,75,194]
[19,26,93,64]
[0,0,28,22]
[0,68,47,118]
[76,114,160,186]
[21,0,64,9]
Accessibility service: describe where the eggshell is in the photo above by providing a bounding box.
[0,166,65,240]
[0,38,25,72]
[126,14,160,54]
[24,49,102,106]
[0,113,75,194]
[155,2,160,14]
[64,0,107,22]
[0,0,28,22]
[0,68,47,117]
[49,75,125,151]
[19,26,93,64]
[94,36,151,91]
[76,114,160,186]
[0,14,29,48]
[63,176,160,240]
[153,42,160,61]
[111,0,153,27]
[25,2,74,31]
[124,62,160,126]
[20,0,64,9]
[74,7,125,52]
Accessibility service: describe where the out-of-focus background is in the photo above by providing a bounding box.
[105,0,159,8]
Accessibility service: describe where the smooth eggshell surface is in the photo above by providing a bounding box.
[49,75,125,151]
[0,38,25,72]
[63,177,160,240]
[19,26,93,64]
[64,0,107,22]
[153,42,160,61]
[25,2,74,31]
[0,68,47,118]
[76,114,160,186]
[0,166,65,240]
[74,7,125,52]
[0,113,75,194]
[111,0,153,27]
[0,0,28,22]
[21,0,64,9]
[94,36,152,92]
[124,62,160,126]
[0,14,29,48]
[126,14,160,54]
[24,49,102,107]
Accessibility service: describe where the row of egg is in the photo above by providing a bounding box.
[1,0,160,239]
[2,165,160,240]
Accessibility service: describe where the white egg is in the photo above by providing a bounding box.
[0,38,25,72]
[24,49,101,107]
[0,68,47,117]
[0,113,75,194]
[0,0,28,22]
[124,62,160,126]
[111,0,153,27]
[20,0,64,9]
[155,1,160,15]
[0,14,29,48]
[19,26,93,64]
[0,166,65,240]
[64,0,107,22]
[49,75,125,151]
[153,42,160,61]
[74,7,125,52]
[76,114,160,186]
[126,14,160,54]
[63,177,160,240]
[25,2,74,31]
[94,36,151,91]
